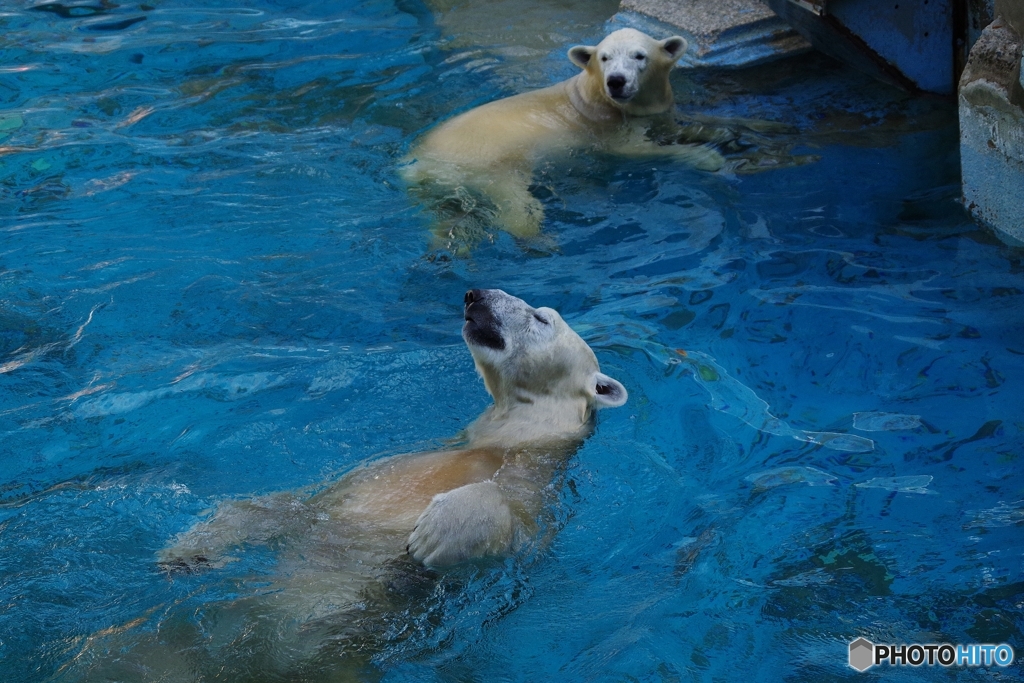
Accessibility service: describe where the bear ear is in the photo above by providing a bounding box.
[592,372,628,408]
[568,45,595,69]
[660,36,688,61]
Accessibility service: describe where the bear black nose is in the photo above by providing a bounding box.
[606,74,626,91]
[465,289,482,306]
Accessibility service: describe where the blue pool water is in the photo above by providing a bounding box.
[1,1,1022,681]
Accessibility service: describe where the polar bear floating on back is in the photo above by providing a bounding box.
[68,290,627,681]
[161,289,626,570]
[403,28,725,242]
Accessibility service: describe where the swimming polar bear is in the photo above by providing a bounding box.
[402,28,725,243]
[65,290,627,682]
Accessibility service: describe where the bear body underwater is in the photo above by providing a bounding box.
[64,290,627,681]
[402,28,725,241]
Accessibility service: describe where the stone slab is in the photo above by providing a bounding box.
[959,19,1024,244]
[613,0,811,68]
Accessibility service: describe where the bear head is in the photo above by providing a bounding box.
[568,28,687,117]
[462,289,626,445]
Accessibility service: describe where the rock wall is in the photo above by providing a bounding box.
[959,6,1024,243]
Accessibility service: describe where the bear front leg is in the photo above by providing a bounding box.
[407,481,519,567]
[480,170,544,239]
[158,493,303,572]
[608,123,726,171]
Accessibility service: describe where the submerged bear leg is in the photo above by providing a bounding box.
[479,170,544,239]
[606,122,727,172]
[158,492,308,571]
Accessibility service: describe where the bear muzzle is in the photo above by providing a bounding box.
[463,289,506,351]
[605,73,634,102]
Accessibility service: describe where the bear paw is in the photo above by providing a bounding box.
[672,143,726,172]
[157,553,213,575]
[407,481,517,567]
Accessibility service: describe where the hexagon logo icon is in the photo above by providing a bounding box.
[849,637,874,672]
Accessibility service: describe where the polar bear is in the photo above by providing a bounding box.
[66,290,627,681]
[402,28,725,243]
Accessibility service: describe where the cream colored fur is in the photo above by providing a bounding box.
[403,28,725,240]
[64,291,627,681]
[160,290,625,572]
[160,290,626,573]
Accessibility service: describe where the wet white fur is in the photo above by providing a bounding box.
[61,291,629,678]
[160,290,625,579]
[402,28,725,239]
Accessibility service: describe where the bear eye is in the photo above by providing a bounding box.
[633,53,646,61]
[600,55,609,62]
[533,312,550,325]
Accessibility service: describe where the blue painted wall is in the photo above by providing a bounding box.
[830,0,954,94]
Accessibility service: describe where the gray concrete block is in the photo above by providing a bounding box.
[613,0,811,68]
[959,18,1024,244]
